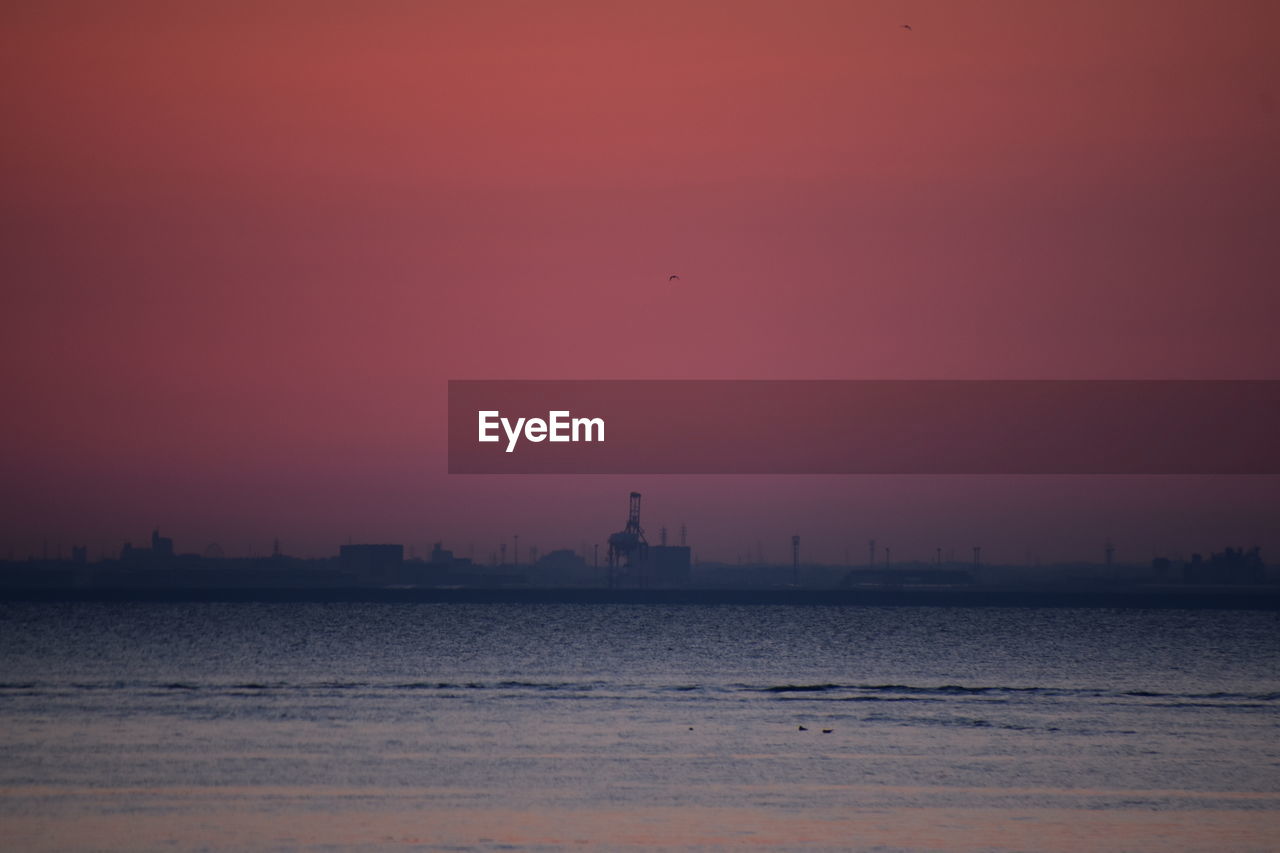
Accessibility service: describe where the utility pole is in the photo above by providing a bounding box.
[792,535,800,586]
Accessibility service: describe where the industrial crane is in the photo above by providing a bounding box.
[607,492,649,583]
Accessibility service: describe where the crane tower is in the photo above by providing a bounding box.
[608,492,649,572]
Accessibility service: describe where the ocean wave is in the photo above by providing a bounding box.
[2,680,1275,703]
[751,683,1280,701]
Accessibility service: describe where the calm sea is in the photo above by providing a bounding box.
[1,603,1277,851]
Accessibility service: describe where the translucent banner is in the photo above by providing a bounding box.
[448,380,1280,474]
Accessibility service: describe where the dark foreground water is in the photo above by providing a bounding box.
[0,603,1277,851]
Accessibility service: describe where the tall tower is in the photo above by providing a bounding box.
[607,492,649,584]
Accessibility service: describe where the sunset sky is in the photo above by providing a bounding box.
[3,1,1278,563]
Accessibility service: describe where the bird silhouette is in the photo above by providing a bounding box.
[901,24,912,31]
[668,274,680,281]
[821,729,833,734]
[798,725,808,731]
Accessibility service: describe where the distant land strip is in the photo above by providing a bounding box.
[2,586,1278,610]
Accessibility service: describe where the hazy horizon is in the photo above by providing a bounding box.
[4,1,1278,565]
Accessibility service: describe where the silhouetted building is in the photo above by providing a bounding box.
[1183,547,1264,585]
[151,529,173,558]
[120,529,176,563]
[425,542,474,570]
[644,545,691,587]
[339,544,404,583]
[533,549,593,585]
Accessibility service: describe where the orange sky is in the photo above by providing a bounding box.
[2,1,1278,561]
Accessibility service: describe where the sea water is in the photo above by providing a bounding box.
[1,603,1277,851]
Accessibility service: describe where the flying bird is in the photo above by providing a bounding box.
[901,24,912,31]
[668,274,680,281]
[798,725,808,731]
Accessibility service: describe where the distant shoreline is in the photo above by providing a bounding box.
[2,586,1278,610]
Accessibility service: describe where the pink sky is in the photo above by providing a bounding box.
[2,1,1278,562]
